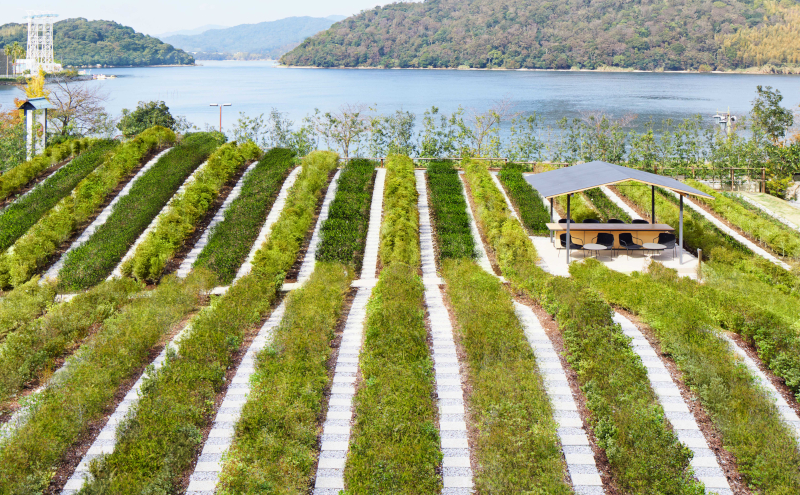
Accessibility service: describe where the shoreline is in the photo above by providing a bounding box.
[275,64,800,75]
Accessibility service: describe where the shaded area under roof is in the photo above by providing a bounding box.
[523,161,713,199]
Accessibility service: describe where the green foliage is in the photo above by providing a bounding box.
[217,263,351,493]
[0,271,212,494]
[0,18,194,67]
[122,141,261,282]
[280,0,786,70]
[0,277,140,410]
[571,259,800,493]
[58,132,224,291]
[0,126,175,289]
[0,137,92,203]
[498,164,551,235]
[345,263,442,493]
[0,140,115,252]
[192,148,296,284]
[380,154,420,267]
[250,151,339,275]
[442,259,571,493]
[751,85,794,143]
[557,193,600,223]
[316,158,376,269]
[117,101,180,138]
[426,161,476,260]
[583,188,633,223]
[0,276,55,341]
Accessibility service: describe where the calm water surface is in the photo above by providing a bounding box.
[1,60,798,134]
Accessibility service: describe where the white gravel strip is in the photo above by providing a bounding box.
[295,169,341,283]
[600,186,643,220]
[312,166,384,493]
[736,194,800,231]
[176,162,258,278]
[666,190,791,270]
[108,159,210,280]
[489,172,518,219]
[514,302,604,495]
[416,170,473,493]
[42,148,173,282]
[458,173,495,276]
[234,166,301,281]
[722,334,800,439]
[60,322,195,494]
[613,313,734,495]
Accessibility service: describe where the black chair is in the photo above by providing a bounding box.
[656,232,677,258]
[618,232,644,259]
[589,232,614,259]
[631,219,649,224]
[608,218,624,224]
[582,218,600,224]
[558,218,575,223]
[558,233,584,257]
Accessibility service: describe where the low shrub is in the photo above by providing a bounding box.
[426,161,475,260]
[316,158,376,270]
[583,187,633,222]
[0,137,93,202]
[498,163,551,234]
[58,132,224,291]
[442,259,572,493]
[192,148,296,284]
[0,276,56,341]
[380,154,419,267]
[0,126,176,288]
[557,193,600,222]
[0,140,116,252]
[122,141,261,282]
[0,271,212,494]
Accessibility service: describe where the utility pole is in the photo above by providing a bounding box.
[209,103,231,133]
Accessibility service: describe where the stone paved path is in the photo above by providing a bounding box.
[737,193,800,231]
[43,148,172,282]
[458,173,494,275]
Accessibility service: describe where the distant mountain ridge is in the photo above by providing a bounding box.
[0,18,193,67]
[162,16,343,59]
[156,25,228,38]
[281,0,800,71]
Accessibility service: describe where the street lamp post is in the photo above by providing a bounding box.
[209,103,231,133]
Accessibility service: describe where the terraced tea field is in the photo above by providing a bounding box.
[1,133,799,495]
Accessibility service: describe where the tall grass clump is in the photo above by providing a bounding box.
[0,140,116,251]
[0,276,56,340]
[192,148,296,284]
[426,161,476,259]
[498,163,551,235]
[344,154,441,493]
[0,271,212,494]
[557,192,600,222]
[316,158,376,270]
[58,132,223,291]
[122,141,262,282]
[571,259,800,493]
[0,126,175,288]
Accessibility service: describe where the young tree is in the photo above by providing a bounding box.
[752,85,794,144]
[311,103,370,160]
[368,109,416,157]
[47,76,114,136]
[0,105,25,173]
[117,100,178,137]
[4,42,24,77]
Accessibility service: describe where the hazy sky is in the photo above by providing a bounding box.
[0,0,400,35]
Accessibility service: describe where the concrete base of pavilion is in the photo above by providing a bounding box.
[532,236,700,279]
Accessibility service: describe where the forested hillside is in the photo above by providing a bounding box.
[281,0,800,71]
[0,18,194,67]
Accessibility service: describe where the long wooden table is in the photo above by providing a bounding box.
[546,223,675,248]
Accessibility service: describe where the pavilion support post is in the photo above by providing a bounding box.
[549,198,554,244]
[679,194,684,264]
[25,109,34,161]
[38,109,47,154]
[651,186,655,224]
[566,194,571,264]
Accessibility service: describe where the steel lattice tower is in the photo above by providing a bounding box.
[25,11,59,73]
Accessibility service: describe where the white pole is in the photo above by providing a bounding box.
[679,195,684,264]
[566,194,571,264]
[26,109,34,160]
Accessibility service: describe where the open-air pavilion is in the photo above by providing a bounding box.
[524,161,713,266]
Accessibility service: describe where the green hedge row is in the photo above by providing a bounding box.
[0,271,212,494]
[497,164,551,234]
[80,151,339,492]
[217,263,351,492]
[464,161,704,494]
[571,260,800,493]
[426,161,476,260]
[316,158,376,270]
[58,132,224,291]
[557,192,600,222]
[0,276,56,341]
[0,140,116,252]
[0,277,140,410]
[583,187,633,223]
[122,141,261,282]
[443,259,572,493]
[380,154,419,267]
[193,148,296,285]
[0,137,93,203]
[0,126,176,289]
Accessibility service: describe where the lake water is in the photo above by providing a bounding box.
[1,60,798,135]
